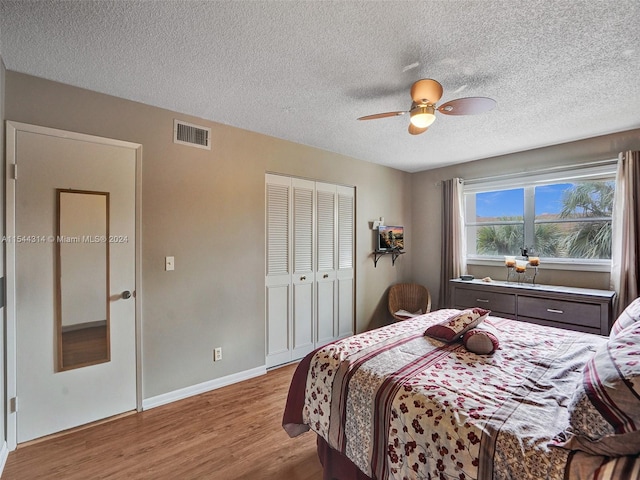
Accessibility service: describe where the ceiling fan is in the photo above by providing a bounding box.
[357,78,496,135]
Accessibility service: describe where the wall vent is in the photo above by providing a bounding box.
[173,119,211,150]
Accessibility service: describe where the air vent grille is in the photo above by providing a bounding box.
[173,119,211,150]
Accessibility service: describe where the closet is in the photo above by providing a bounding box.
[265,174,354,368]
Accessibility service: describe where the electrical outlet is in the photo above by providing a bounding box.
[214,347,222,362]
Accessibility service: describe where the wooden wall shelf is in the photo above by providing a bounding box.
[373,249,405,267]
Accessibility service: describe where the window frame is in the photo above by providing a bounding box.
[463,162,617,272]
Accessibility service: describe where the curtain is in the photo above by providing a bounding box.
[439,178,466,308]
[610,150,640,316]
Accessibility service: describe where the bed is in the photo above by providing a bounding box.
[283,304,640,480]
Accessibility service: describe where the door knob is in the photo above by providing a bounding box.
[122,290,132,299]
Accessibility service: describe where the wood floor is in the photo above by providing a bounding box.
[2,363,323,480]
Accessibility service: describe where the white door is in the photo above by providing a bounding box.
[265,174,353,368]
[7,123,139,445]
[265,175,316,367]
[315,182,337,346]
[336,185,355,338]
[291,178,316,358]
[316,183,355,345]
[265,175,292,368]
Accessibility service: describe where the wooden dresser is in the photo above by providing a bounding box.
[450,279,616,335]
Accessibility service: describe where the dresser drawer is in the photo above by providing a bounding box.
[454,287,516,315]
[517,316,602,335]
[517,296,601,328]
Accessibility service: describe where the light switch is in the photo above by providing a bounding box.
[165,256,175,271]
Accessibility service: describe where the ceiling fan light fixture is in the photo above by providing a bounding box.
[357,78,495,136]
[410,105,436,128]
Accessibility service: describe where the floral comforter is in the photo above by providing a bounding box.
[283,309,640,480]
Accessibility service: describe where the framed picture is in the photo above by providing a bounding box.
[377,225,404,251]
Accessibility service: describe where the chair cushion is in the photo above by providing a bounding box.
[388,283,431,320]
[424,308,490,343]
[394,309,423,319]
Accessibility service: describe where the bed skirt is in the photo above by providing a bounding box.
[317,435,373,480]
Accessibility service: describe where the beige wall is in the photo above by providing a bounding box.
[8,70,638,401]
[5,71,413,399]
[411,128,640,309]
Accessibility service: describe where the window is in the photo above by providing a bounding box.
[464,163,616,266]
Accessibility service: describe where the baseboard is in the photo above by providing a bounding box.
[0,440,9,476]
[142,365,267,410]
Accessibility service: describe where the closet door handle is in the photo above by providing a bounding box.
[547,308,564,314]
[476,298,490,303]
[300,275,306,281]
[323,274,329,279]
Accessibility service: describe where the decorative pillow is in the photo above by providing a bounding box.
[463,321,500,354]
[424,308,490,343]
[558,321,640,456]
[610,296,640,339]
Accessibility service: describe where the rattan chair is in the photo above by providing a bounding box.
[388,283,432,321]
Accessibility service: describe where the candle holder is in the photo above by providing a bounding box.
[505,256,540,284]
[504,256,516,282]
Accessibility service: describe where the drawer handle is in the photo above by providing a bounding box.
[547,308,564,314]
[476,298,490,303]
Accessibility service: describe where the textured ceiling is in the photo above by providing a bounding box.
[1,0,639,172]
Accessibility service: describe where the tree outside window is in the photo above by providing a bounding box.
[465,178,614,261]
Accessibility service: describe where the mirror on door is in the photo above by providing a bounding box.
[56,189,111,371]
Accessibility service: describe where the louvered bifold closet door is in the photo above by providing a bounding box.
[337,186,355,338]
[266,175,354,368]
[315,183,337,346]
[265,174,292,367]
[291,178,316,358]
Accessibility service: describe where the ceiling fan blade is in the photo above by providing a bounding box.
[410,79,443,104]
[437,97,496,115]
[408,124,428,135]
[357,111,406,121]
